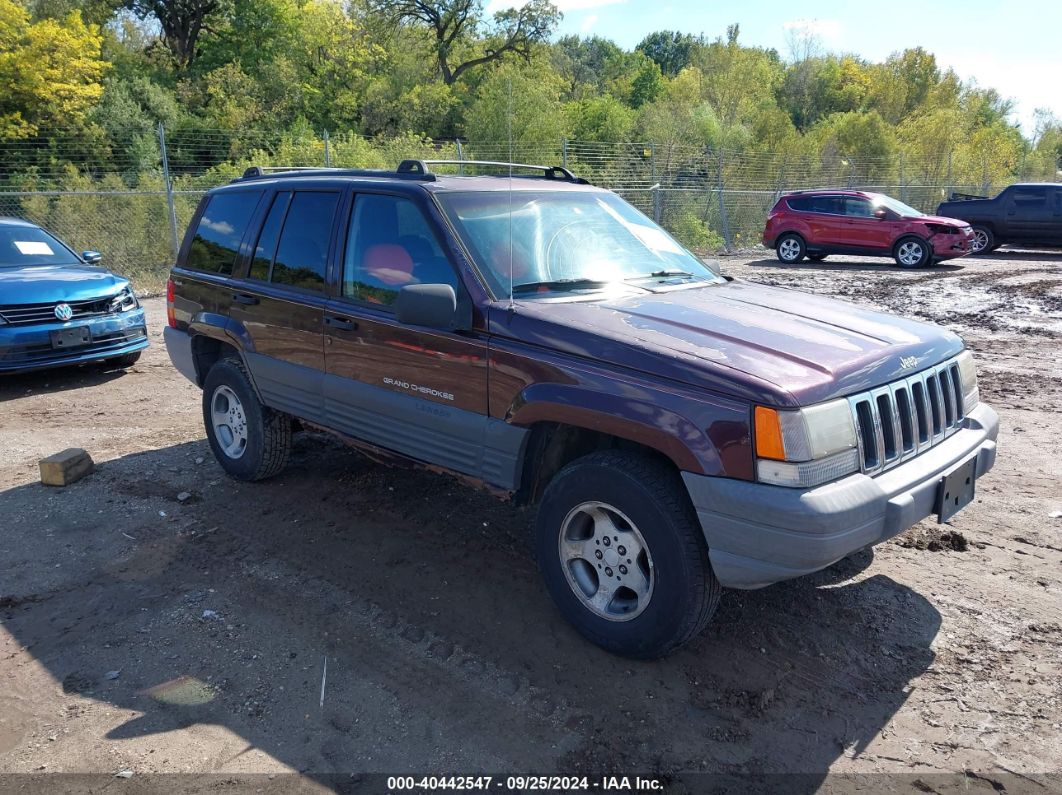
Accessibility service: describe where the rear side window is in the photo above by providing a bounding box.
[786,195,843,214]
[270,191,340,291]
[1010,186,1047,208]
[186,190,262,275]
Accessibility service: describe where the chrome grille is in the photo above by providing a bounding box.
[848,356,966,475]
[0,295,115,325]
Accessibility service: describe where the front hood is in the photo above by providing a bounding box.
[491,281,963,407]
[0,264,125,304]
[915,214,971,227]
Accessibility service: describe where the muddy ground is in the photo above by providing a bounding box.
[1,249,1060,791]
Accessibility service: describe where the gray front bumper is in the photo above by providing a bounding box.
[683,402,999,589]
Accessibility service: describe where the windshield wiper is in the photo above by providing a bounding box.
[512,278,611,294]
[627,270,697,280]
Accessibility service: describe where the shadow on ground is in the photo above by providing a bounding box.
[0,434,941,789]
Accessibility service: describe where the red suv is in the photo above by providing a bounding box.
[763,190,975,268]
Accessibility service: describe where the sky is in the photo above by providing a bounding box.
[490,0,1061,137]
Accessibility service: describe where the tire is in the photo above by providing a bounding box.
[534,450,721,659]
[775,233,806,263]
[807,253,828,262]
[201,356,291,481]
[970,226,994,255]
[893,235,931,268]
[109,351,141,368]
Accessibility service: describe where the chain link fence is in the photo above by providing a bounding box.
[1,125,1058,290]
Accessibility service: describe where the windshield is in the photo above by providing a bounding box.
[436,190,724,297]
[0,225,80,267]
[874,195,924,217]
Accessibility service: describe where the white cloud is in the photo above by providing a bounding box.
[487,0,625,12]
[580,13,598,32]
[782,18,843,43]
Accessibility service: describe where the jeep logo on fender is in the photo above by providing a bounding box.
[899,355,920,370]
[54,303,73,321]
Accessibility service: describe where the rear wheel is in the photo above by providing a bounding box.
[776,233,806,263]
[894,236,931,268]
[202,357,291,481]
[971,226,994,254]
[535,451,721,658]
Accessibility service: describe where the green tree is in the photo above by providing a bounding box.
[0,0,107,138]
[367,0,560,85]
[636,30,701,77]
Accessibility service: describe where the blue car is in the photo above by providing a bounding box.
[0,218,148,374]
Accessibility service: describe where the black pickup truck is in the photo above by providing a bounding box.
[936,183,1062,254]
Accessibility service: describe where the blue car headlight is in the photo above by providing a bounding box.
[110,287,139,313]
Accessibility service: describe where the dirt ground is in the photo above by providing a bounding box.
[1,249,1060,791]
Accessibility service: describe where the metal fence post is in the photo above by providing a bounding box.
[456,139,465,175]
[323,129,331,167]
[561,139,568,169]
[716,149,732,252]
[650,143,662,224]
[899,153,906,204]
[157,122,179,263]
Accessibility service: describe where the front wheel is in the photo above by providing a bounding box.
[807,253,828,262]
[535,451,721,658]
[202,357,291,481]
[108,351,141,368]
[894,236,931,268]
[971,226,994,255]
[776,233,806,263]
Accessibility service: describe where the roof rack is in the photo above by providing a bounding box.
[237,165,436,182]
[397,159,588,183]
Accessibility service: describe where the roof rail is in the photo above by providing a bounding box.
[397,159,588,183]
[237,165,435,182]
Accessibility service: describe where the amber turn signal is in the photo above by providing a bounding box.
[754,406,786,461]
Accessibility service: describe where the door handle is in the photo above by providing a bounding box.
[325,315,357,330]
[232,293,259,305]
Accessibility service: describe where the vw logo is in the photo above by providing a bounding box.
[54,303,73,321]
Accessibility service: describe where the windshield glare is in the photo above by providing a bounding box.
[437,190,723,297]
[875,195,924,217]
[0,226,80,267]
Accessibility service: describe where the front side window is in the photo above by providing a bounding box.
[436,190,724,298]
[187,190,262,274]
[342,194,459,306]
[844,198,875,217]
[270,191,340,291]
[0,225,79,267]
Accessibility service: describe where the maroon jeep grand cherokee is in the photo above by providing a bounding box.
[165,161,998,658]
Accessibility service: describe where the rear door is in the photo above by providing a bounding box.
[842,196,894,251]
[322,190,524,489]
[1005,186,1052,243]
[790,195,847,246]
[227,187,342,423]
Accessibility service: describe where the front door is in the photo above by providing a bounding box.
[322,191,525,490]
[228,188,341,422]
[842,196,894,251]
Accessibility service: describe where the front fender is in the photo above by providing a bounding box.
[506,381,753,479]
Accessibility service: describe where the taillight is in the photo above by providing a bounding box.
[166,277,176,328]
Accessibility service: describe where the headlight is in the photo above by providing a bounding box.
[110,287,139,313]
[956,350,979,413]
[754,399,860,488]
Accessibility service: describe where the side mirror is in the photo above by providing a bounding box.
[82,250,102,265]
[395,284,471,331]
[873,208,888,220]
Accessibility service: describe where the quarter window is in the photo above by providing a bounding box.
[248,191,291,281]
[270,191,340,291]
[342,194,459,306]
[187,190,262,275]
